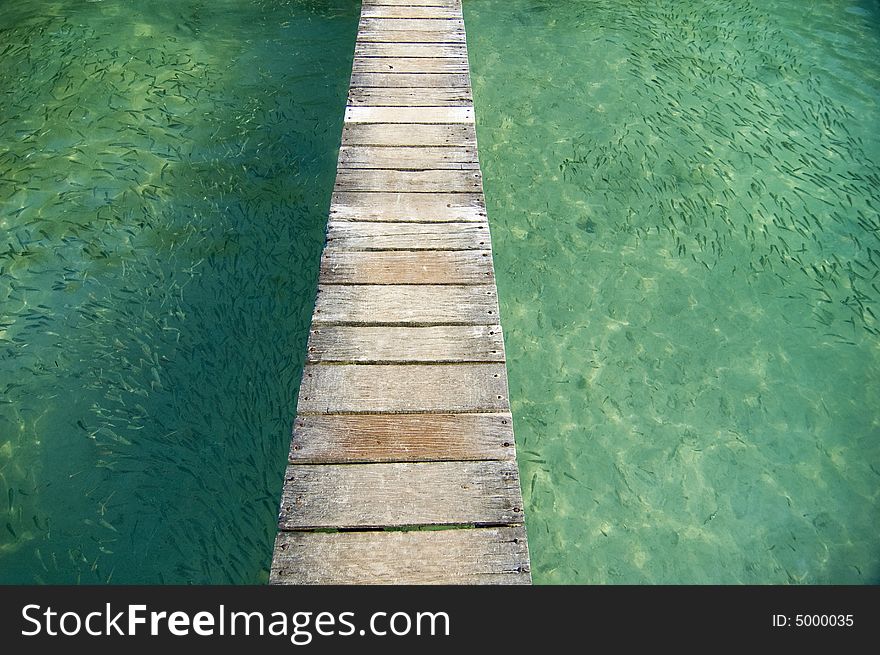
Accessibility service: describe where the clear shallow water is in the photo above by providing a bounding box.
[0,0,359,583]
[464,0,880,583]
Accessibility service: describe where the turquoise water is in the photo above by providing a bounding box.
[464,0,880,583]
[0,0,359,583]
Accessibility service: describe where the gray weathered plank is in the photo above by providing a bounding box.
[290,412,514,462]
[341,123,475,147]
[306,325,505,363]
[355,43,467,58]
[352,57,470,74]
[297,362,510,413]
[278,460,523,529]
[348,86,472,106]
[271,527,529,585]
[331,191,485,222]
[338,145,478,170]
[321,249,493,284]
[344,106,474,124]
[350,72,470,88]
[357,28,465,43]
[359,18,464,32]
[362,6,460,19]
[365,0,462,6]
[313,283,499,324]
[334,169,481,193]
[326,220,491,250]
[270,526,530,585]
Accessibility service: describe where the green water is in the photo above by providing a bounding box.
[0,0,359,583]
[465,0,880,583]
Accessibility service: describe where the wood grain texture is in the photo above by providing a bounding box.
[334,169,481,193]
[352,57,470,74]
[357,28,465,43]
[320,249,493,284]
[277,460,524,529]
[338,145,478,170]
[364,0,462,6]
[331,191,485,221]
[271,526,530,585]
[348,86,472,106]
[359,18,465,32]
[362,6,460,19]
[297,363,510,413]
[341,123,476,147]
[355,43,467,58]
[290,412,515,463]
[305,325,505,363]
[344,106,473,124]
[313,283,499,324]
[349,72,470,88]
[326,220,491,250]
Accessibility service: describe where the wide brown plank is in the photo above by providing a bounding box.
[305,325,505,363]
[348,86,472,106]
[325,220,491,250]
[362,6,460,19]
[355,43,467,58]
[277,460,523,529]
[290,412,515,462]
[334,169,481,192]
[349,72,470,88]
[297,363,510,413]
[330,191,485,222]
[312,283,499,324]
[341,123,476,147]
[338,145,478,170]
[357,28,465,43]
[270,526,530,585]
[321,249,493,284]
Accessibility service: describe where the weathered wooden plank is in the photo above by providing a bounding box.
[357,28,465,43]
[359,18,464,32]
[297,363,509,413]
[348,86,472,106]
[349,72,470,88]
[305,325,505,364]
[355,43,467,58]
[271,526,530,585]
[278,460,523,529]
[344,106,474,124]
[334,169,481,193]
[313,283,499,325]
[331,191,485,222]
[320,249,493,284]
[362,6,460,19]
[341,122,475,147]
[326,220,491,250]
[338,145,478,170]
[290,412,514,463]
[365,0,462,6]
[351,56,470,74]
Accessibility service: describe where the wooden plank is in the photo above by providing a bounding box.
[271,526,530,585]
[357,28,465,43]
[277,460,523,529]
[355,43,467,58]
[341,122,475,147]
[344,106,473,124]
[326,220,491,250]
[365,0,462,6]
[348,86,472,106]
[305,325,505,364]
[351,57,470,74]
[321,249,493,284]
[362,7,460,19]
[290,412,514,462]
[359,18,464,32]
[334,169,481,193]
[349,72,470,88]
[313,284,499,325]
[338,145,478,170]
[331,191,485,222]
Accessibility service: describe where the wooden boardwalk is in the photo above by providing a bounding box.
[269,0,531,585]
